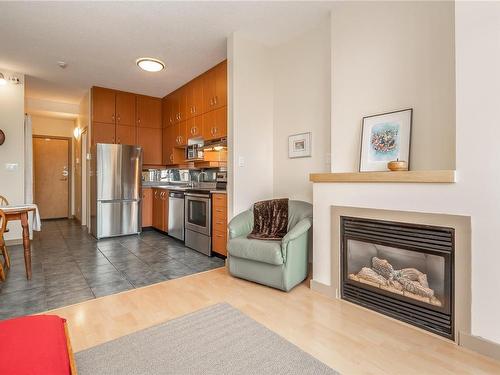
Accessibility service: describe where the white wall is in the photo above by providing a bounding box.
[0,71,25,240]
[272,19,331,203]
[31,115,75,138]
[330,1,455,172]
[313,2,500,344]
[228,32,274,216]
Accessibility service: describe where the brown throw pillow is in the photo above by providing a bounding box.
[247,198,289,241]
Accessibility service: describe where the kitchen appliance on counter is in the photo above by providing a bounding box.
[91,144,142,239]
[168,191,185,241]
[216,171,227,191]
[185,190,211,255]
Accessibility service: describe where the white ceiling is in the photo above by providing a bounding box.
[0,1,331,104]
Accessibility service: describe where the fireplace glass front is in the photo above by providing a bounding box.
[341,217,454,339]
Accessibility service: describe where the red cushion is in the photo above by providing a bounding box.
[0,315,71,375]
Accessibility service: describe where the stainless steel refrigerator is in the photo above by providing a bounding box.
[90,144,142,239]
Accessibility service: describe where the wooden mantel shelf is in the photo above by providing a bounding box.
[309,170,456,183]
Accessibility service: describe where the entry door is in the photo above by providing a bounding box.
[33,137,70,219]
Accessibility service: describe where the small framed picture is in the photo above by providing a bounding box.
[359,108,412,172]
[288,132,311,158]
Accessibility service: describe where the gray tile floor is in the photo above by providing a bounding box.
[0,219,224,321]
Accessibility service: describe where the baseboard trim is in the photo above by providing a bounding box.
[310,279,336,298]
[460,332,500,362]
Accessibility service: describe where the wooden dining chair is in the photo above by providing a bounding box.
[0,195,8,206]
[0,209,10,281]
[0,195,9,236]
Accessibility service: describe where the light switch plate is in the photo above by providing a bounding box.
[5,163,18,171]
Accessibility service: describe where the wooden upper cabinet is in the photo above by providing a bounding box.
[92,87,116,124]
[137,127,162,165]
[162,97,170,128]
[178,86,188,123]
[92,122,115,144]
[186,77,203,119]
[202,107,227,141]
[186,115,202,139]
[115,92,136,126]
[169,90,179,124]
[116,125,136,145]
[202,61,227,113]
[162,127,171,165]
[202,68,217,113]
[174,121,188,147]
[214,61,227,109]
[137,96,161,128]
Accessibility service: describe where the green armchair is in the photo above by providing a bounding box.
[227,200,313,291]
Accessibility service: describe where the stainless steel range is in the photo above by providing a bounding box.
[184,190,211,255]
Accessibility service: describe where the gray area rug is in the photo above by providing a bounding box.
[76,303,338,375]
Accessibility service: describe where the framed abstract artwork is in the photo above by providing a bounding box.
[359,109,412,172]
[288,132,311,158]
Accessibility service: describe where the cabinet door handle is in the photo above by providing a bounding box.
[179,136,183,144]
[117,115,121,122]
[170,154,174,162]
[209,98,214,106]
[214,96,218,105]
[193,105,196,114]
[117,138,121,144]
[112,114,115,121]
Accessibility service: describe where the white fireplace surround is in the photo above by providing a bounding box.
[307,2,500,355]
[312,206,471,344]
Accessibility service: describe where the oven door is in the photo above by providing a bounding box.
[185,194,211,236]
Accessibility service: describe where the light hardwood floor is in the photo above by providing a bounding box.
[49,268,500,375]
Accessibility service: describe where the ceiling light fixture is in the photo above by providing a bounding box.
[136,58,165,72]
[0,73,7,86]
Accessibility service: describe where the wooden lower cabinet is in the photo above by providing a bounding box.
[141,188,153,227]
[211,193,227,256]
[138,127,162,165]
[152,188,168,232]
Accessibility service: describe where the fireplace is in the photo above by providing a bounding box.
[340,216,454,339]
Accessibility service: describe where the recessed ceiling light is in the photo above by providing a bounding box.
[136,58,165,72]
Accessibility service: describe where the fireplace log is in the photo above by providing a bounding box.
[371,257,435,298]
[355,267,388,285]
[400,268,430,289]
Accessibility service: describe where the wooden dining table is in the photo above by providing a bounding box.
[3,206,37,280]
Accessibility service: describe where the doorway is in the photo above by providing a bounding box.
[33,135,71,219]
[81,129,88,226]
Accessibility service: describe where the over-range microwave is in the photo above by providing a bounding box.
[186,144,203,160]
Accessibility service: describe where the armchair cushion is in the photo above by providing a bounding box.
[228,237,284,265]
